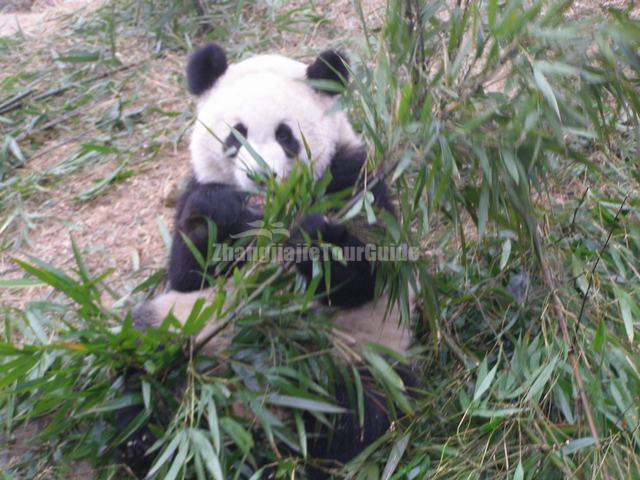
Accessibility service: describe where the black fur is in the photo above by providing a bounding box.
[223,123,248,157]
[326,145,395,215]
[275,123,301,158]
[168,179,261,291]
[288,146,395,308]
[306,50,349,95]
[304,365,417,479]
[186,43,228,95]
[114,370,156,474]
[305,380,391,478]
[291,213,375,308]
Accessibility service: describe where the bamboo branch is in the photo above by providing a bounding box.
[576,196,628,329]
[191,152,400,355]
[0,64,136,115]
[191,140,435,355]
[192,260,294,355]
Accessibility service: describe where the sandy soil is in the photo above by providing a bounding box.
[0,0,101,36]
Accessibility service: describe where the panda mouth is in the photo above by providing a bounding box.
[248,194,266,208]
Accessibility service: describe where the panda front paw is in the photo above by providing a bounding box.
[291,214,377,306]
[116,424,155,475]
[295,213,348,245]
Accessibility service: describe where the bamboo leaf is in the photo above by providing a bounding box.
[533,67,561,121]
[560,437,596,455]
[191,429,223,480]
[147,430,184,478]
[382,434,410,480]
[525,356,559,402]
[614,286,636,342]
[474,357,499,402]
[260,394,346,413]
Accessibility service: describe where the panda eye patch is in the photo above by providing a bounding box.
[275,123,300,158]
[223,123,248,157]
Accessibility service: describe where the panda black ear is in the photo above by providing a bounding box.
[186,43,228,95]
[306,50,349,95]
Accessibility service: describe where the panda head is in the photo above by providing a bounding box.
[187,43,360,191]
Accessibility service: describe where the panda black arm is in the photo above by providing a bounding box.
[326,145,395,215]
[168,179,261,292]
[293,214,377,308]
[294,146,395,308]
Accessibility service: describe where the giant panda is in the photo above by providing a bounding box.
[118,43,416,479]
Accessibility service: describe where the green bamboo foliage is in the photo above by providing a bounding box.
[1,0,639,478]
[344,1,639,478]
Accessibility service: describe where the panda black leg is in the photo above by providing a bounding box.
[114,368,156,476]
[303,382,391,479]
[304,366,417,478]
[113,307,158,475]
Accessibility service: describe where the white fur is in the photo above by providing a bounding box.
[190,54,360,190]
[136,288,231,356]
[138,288,411,357]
